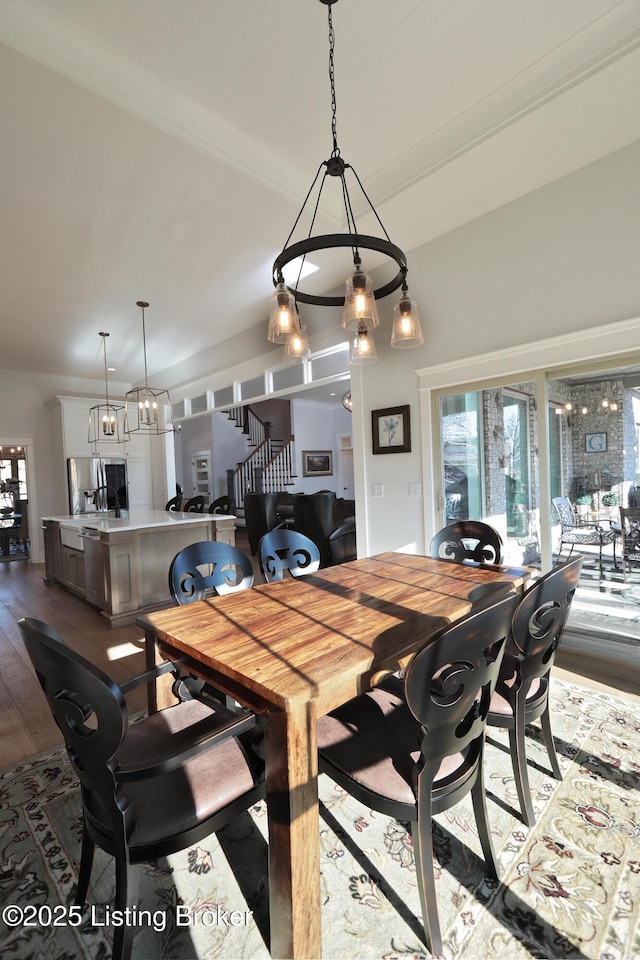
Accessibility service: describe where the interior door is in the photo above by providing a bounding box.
[191,450,212,505]
[338,435,354,499]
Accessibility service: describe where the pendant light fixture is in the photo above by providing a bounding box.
[88,332,127,451]
[125,301,173,435]
[269,0,423,364]
[283,322,311,364]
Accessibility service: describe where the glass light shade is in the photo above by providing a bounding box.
[268,282,300,343]
[350,328,377,365]
[88,331,128,448]
[88,402,126,447]
[342,391,353,412]
[342,265,380,331]
[124,385,173,435]
[391,293,424,348]
[283,324,311,364]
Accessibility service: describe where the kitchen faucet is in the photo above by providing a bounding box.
[93,485,122,518]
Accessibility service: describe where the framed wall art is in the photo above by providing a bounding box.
[372,405,411,455]
[302,450,333,477]
[585,433,607,453]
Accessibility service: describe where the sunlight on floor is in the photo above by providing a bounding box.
[107,641,144,661]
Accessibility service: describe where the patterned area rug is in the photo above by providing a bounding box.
[1,678,639,959]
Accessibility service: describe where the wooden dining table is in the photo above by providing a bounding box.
[138,551,531,959]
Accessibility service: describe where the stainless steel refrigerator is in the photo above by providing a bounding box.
[67,457,128,514]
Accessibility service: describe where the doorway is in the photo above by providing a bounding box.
[0,445,30,561]
[439,380,538,565]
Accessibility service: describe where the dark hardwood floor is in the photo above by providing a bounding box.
[0,559,149,768]
[1,536,637,770]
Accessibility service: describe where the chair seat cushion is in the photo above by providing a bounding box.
[317,678,469,807]
[87,699,261,848]
[488,676,545,716]
[561,529,616,545]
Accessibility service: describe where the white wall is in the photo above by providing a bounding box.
[290,400,352,494]
[3,141,640,563]
[0,370,129,560]
[356,140,640,556]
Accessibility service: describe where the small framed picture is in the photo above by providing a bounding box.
[372,405,411,455]
[585,433,607,453]
[302,450,333,477]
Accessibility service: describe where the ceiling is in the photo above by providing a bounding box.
[1,0,640,388]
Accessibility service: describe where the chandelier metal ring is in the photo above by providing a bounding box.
[273,234,407,307]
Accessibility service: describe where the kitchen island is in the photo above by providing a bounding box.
[42,509,235,627]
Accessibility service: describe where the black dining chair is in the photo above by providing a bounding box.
[317,592,519,956]
[182,495,206,513]
[169,541,255,709]
[431,520,504,565]
[165,495,182,512]
[258,528,321,581]
[169,540,254,603]
[209,495,235,515]
[17,617,265,960]
[487,555,583,825]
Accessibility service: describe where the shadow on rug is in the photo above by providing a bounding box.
[1,678,639,959]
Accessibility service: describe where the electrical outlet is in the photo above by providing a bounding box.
[409,482,421,498]
[372,483,383,498]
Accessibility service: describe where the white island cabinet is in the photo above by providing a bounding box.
[42,509,235,627]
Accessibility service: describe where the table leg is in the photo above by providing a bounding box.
[143,628,175,713]
[266,701,321,960]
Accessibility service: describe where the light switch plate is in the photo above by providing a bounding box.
[372,483,383,497]
[409,482,421,497]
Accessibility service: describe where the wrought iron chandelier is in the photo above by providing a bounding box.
[268,0,423,365]
[88,332,127,450]
[125,301,173,435]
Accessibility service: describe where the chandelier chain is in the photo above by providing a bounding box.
[101,334,110,407]
[327,4,339,158]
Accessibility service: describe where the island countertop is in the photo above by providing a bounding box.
[41,509,236,626]
[42,508,234,534]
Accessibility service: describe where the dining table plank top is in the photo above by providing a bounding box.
[137,552,531,959]
[140,553,529,713]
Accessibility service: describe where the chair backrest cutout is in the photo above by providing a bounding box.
[259,528,321,581]
[169,541,254,603]
[404,593,518,774]
[17,617,128,828]
[431,520,504,565]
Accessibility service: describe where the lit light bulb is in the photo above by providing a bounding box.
[278,307,291,334]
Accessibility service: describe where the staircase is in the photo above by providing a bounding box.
[223,406,297,517]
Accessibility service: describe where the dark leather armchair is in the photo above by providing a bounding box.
[293,491,356,567]
[328,520,356,565]
[243,491,280,554]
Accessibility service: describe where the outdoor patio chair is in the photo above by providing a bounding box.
[551,496,618,575]
[619,506,640,579]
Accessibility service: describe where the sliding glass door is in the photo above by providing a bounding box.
[439,381,539,565]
